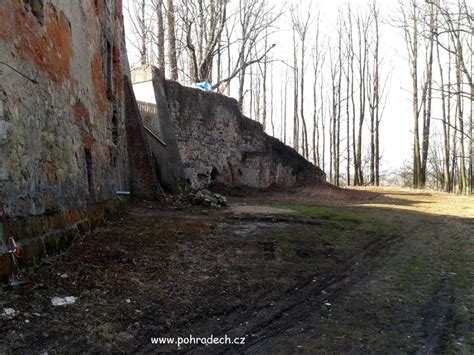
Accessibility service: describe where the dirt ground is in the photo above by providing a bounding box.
[1,185,473,353]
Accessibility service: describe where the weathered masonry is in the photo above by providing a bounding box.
[131,65,186,193]
[0,2,325,284]
[132,65,326,190]
[0,0,158,283]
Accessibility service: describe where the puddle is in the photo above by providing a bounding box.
[218,221,288,237]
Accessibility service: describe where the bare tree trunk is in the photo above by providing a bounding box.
[292,29,299,152]
[329,96,334,183]
[345,43,351,186]
[249,63,254,119]
[369,1,381,186]
[237,39,246,110]
[335,33,342,186]
[311,18,322,167]
[156,0,166,75]
[283,67,288,145]
[166,0,178,80]
[262,33,268,131]
[300,37,309,159]
[356,12,369,186]
[437,38,451,191]
[452,106,458,190]
[470,97,473,195]
[447,48,453,192]
[226,23,232,96]
[420,3,435,187]
[216,37,222,85]
[140,0,148,65]
[456,46,467,193]
[412,7,421,188]
[321,82,326,172]
[470,86,473,194]
[313,66,318,165]
[291,6,312,158]
[375,9,381,187]
[270,64,275,137]
[401,0,422,188]
[350,45,357,184]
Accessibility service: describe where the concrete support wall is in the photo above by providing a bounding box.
[131,66,186,193]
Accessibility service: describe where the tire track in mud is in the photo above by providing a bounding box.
[181,216,402,354]
[420,277,457,354]
[409,217,473,353]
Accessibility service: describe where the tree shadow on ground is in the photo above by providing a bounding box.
[0,186,472,353]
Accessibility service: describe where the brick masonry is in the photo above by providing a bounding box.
[123,78,161,198]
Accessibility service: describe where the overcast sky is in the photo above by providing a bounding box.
[124,0,416,174]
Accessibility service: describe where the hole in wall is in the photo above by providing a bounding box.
[84,148,96,201]
[211,167,220,182]
[111,109,119,145]
[24,0,44,23]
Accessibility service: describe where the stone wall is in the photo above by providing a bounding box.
[163,81,326,189]
[0,1,133,283]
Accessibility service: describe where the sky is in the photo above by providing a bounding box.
[124,0,416,175]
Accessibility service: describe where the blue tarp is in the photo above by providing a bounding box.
[195,82,213,91]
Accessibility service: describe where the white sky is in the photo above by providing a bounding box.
[124,0,416,174]
[266,0,415,174]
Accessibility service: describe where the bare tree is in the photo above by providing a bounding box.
[397,0,428,188]
[126,0,153,65]
[367,1,383,186]
[419,1,436,187]
[292,27,299,152]
[311,12,324,166]
[354,9,371,185]
[153,0,166,75]
[261,30,269,131]
[211,0,279,109]
[178,0,228,82]
[291,5,312,159]
[166,0,179,80]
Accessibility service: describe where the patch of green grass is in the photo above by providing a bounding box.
[277,204,400,235]
[269,224,376,273]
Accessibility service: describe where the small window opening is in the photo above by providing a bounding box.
[24,0,44,22]
[84,148,96,201]
[105,39,113,98]
[111,110,119,144]
[211,167,219,182]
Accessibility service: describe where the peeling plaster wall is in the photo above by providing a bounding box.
[163,81,326,190]
[0,0,130,281]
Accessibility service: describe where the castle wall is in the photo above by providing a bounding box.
[163,81,326,190]
[0,0,131,282]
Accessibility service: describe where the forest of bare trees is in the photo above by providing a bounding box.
[395,0,472,194]
[125,0,473,194]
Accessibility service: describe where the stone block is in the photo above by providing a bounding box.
[0,120,11,140]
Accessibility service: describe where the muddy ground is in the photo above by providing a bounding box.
[0,185,473,353]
